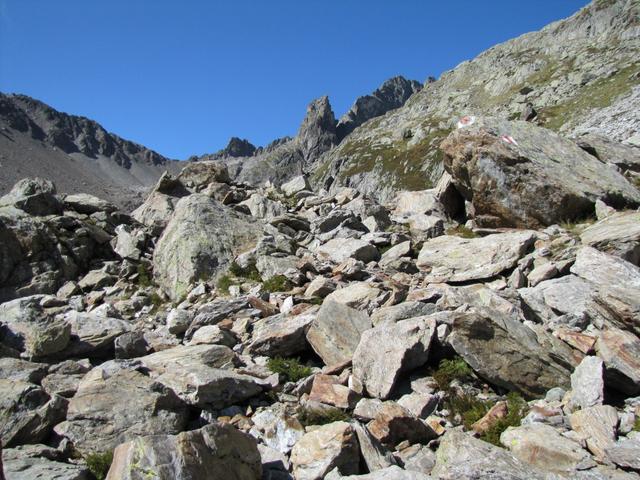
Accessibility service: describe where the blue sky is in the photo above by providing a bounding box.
[0,0,589,159]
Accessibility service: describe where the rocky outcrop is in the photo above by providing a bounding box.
[336,76,422,141]
[298,96,338,163]
[441,117,640,228]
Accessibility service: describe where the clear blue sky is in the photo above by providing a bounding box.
[0,0,589,159]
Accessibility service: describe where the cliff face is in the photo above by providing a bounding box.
[312,0,640,202]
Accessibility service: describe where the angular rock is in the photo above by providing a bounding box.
[580,211,640,265]
[106,422,262,480]
[570,356,604,409]
[328,465,428,480]
[325,281,381,309]
[441,117,640,228]
[447,309,575,397]
[569,405,618,461]
[316,237,380,264]
[139,344,264,408]
[250,406,305,454]
[596,328,640,395]
[605,436,640,470]
[297,96,337,162]
[60,311,130,358]
[305,276,337,298]
[352,422,396,472]
[3,446,91,480]
[379,241,412,268]
[432,429,550,479]
[0,178,61,216]
[417,231,536,282]
[177,161,230,190]
[290,421,359,480]
[397,392,440,419]
[247,308,316,357]
[0,358,47,383]
[54,361,188,455]
[500,423,595,473]
[370,302,437,327]
[367,402,437,448]
[306,300,371,366]
[281,175,311,197]
[353,316,436,399]
[63,193,116,214]
[0,380,67,447]
[309,374,360,409]
[153,194,261,301]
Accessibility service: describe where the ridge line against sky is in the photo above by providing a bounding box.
[0,0,589,159]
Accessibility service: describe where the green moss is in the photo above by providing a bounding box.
[262,275,292,293]
[433,357,474,390]
[85,451,113,480]
[229,261,262,282]
[297,406,350,426]
[267,357,312,382]
[445,225,480,239]
[634,416,640,431]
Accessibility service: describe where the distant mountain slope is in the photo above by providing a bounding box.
[0,93,181,209]
[312,0,640,202]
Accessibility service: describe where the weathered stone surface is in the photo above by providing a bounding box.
[306,300,371,366]
[379,241,412,268]
[352,422,396,473]
[0,380,67,447]
[308,374,359,409]
[397,392,440,419]
[0,295,71,359]
[575,132,640,173]
[315,237,380,264]
[353,316,436,399]
[367,402,438,448]
[54,361,188,455]
[417,231,536,282]
[297,96,337,163]
[139,344,264,408]
[0,178,61,216]
[248,308,316,357]
[305,276,337,298]
[281,175,311,196]
[569,405,618,461]
[447,309,574,397]
[153,194,261,301]
[570,356,604,409]
[500,423,595,473]
[580,211,640,265]
[370,302,436,327]
[106,422,262,480]
[441,117,640,228]
[3,446,90,479]
[432,429,550,479]
[250,406,304,454]
[325,282,381,309]
[596,328,640,395]
[63,193,116,214]
[0,357,47,383]
[605,436,640,470]
[177,161,231,190]
[328,465,430,480]
[187,325,236,347]
[290,421,360,480]
[59,311,130,358]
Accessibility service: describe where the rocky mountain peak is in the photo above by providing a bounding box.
[297,95,338,163]
[336,75,422,141]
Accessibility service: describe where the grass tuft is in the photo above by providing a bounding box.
[267,357,312,383]
[445,225,479,239]
[297,406,350,426]
[85,451,113,480]
[262,275,292,293]
[433,356,474,390]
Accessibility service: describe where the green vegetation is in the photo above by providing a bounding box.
[262,275,292,293]
[433,356,474,390]
[136,263,153,288]
[446,392,491,429]
[85,451,113,480]
[267,357,312,383]
[297,406,350,426]
[482,392,529,446]
[229,261,262,282]
[445,225,480,239]
[216,274,234,295]
[539,63,639,131]
[634,416,640,432]
[559,216,596,237]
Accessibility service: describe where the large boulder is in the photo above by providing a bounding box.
[153,194,261,301]
[54,361,188,455]
[176,161,231,190]
[306,300,371,366]
[315,237,380,264]
[580,211,640,265]
[417,231,536,283]
[247,308,317,357]
[352,316,436,399]
[138,344,264,408]
[3,445,91,480]
[0,178,61,216]
[441,117,640,228]
[106,423,261,480]
[446,309,575,397]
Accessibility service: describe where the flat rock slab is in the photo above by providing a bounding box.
[417,231,536,283]
[580,210,640,265]
[315,237,380,264]
[139,344,264,408]
[247,308,317,357]
[569,405,618,461]
[306,300,371,366]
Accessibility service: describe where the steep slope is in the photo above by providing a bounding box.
[0,93,181,209]
[194,75,422,187]
[313,0,640,202]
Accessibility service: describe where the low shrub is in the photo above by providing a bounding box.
[481,392,528,446]
[85,451,113,480]
[216,274,234,295]
[262,275,292,293]
[433,356,474,390]
[445,225,479,239]
[267,357,312,383]
[297,406,350,426]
